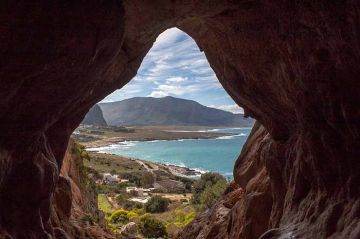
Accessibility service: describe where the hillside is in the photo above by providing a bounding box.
[98,96,254,127]
[82,104,107,126]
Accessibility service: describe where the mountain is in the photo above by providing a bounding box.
[98,96,254,127]
[82,104,107,126]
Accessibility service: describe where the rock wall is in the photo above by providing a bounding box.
[0,1,359,238]
[51,139,113,239]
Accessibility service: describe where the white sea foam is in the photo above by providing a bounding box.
[86,141,137,152]
[217,135,236,139]
[163,161,206,175]
[148,140,161,143]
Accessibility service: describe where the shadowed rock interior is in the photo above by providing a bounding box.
[0,1,359,238]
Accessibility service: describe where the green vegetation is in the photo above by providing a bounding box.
[109,209,130,224]
[73,142,90,161]
[97,194,113,214]
[97,181,134,194]
[145,196,170,213]
[115,194,143,210]
[83,153,159,187]
[191,172,228,209]
[139,216,168,238]
[174,210,196,227]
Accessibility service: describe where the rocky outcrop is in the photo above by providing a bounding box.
[51,139,113,239]
[0,1,359,238]
[177,123,272,239]
[82,105,108,127]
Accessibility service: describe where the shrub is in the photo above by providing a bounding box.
[139,216,167,238]
[174,211,195,227]
[126,211,141,223]
[109,210,129,224]
[191,172,228,209]
[73,142,90,161]
[200,180,228,208]
[115,193,130,205]
[123,200,143,211]
[144,196,170,213]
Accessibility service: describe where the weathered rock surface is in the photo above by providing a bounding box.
[0,1,359,238]
[51,139,113,239]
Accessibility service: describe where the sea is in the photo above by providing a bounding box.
[87,128,252,180]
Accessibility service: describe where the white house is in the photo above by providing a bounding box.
[103,173,120,184]
[126,187,137,193]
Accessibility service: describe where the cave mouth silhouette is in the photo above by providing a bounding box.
[0,1,358,239]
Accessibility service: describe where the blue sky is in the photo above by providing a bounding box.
[102,28,243,114]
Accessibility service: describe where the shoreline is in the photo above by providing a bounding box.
[136,158,205,178]
[83,133,237,148]
[88,151,205,179]
[73,125,248,148]
[76,125,245,179]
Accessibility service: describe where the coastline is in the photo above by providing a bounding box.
[87,151,205,179]
[73,125,238,148]
[75,125,246,179]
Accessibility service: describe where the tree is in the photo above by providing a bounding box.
[200,180,228,208]
[191,172,228,208]
[139,216,167,238]
[144,195,170,213]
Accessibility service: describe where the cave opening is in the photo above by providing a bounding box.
[79,27,254,176]
[1,1,358,238]
[71,27,254,237]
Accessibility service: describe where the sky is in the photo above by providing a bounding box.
[101,28,243,114]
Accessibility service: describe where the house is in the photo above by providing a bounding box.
[126,187,138,193]
[103,173,120,184]
[129,197,150,204]
[126,187,155,197]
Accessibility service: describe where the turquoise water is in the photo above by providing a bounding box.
[88,128,252,179]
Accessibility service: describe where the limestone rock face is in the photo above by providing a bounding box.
[0,1,359,238]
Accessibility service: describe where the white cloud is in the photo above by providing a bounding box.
[166,77,187,83]
[209,104,244,114]
[101,27,239,109]
[149,91,169,98]
[157,84,200,96]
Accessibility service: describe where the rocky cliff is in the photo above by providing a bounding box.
[51,139,113,239]
[82,105,108,127]
[0,1,359,239]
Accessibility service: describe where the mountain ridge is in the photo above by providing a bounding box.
[98,96,254,127]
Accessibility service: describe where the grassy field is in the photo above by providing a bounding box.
[85,152,146,174]
[97,194,113,214]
